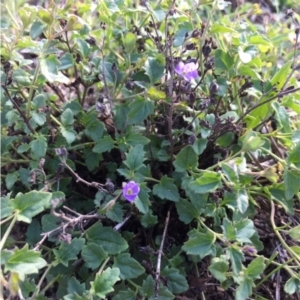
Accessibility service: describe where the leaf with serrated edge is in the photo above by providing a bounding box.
[90,267,120,298]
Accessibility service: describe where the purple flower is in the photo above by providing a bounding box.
[242,245,257,256]
[122,181,140,202]
[175,61,198,81]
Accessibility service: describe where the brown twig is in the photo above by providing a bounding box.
[34,207,99,251]
[154,209,171,299]
[61,161,106,191]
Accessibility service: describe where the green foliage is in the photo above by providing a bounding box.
[1,0,300,299]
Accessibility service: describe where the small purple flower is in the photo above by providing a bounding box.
[175,61,198,81]
[242,245,257,256]
[122,181,140,202]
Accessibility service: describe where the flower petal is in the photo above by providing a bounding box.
[174,61,184,75]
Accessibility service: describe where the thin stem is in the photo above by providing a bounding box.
[4,3,21,30]
[0,214,15,225]
[198,217,224,242]
[40,274,61,295]
[26,61,40,118]
[0,214,17,251]
[155,209,171,299]
[98,257,110,275]
[256,256,296,288]
[270,200,300,267]
[32,263,53,298]
[50,114,63,126]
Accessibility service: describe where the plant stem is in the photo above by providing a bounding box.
[270,200,300,267]
[27,60,40,118]
[0,214,17,251]
[32,263,53,298]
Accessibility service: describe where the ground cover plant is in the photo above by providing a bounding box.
[1,0,300,299]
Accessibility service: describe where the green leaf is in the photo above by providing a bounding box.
[288,225,300,242]
[113,253,145,279]
[93,135,115,154]
[12,191,52,223]
[31,111,46,126]
[238,46,252,63]
[37,8,53,24]
[182,229,215,258]
[67,276,86,296]
[84,118,105,142]
[210,24,237,33]
[287,141,300,168]
[82,243,107,270]
[124,32,136,53]
[236,188,249,214]
[61,108,74,126]
[76,38,90,58]
[30,135,47,159]
[135,184,151,214]
[192,138,208,155]
[162,267,188,294]
[235,219,256,243]
[173,145,198,172]
[147,86,166,100]
[1,194,14,219]
[30,21,46,39]
[283,168,300,200]
[284,277,300,294]
[153,176,180,202]
[112,289,136,300]
[125,132,150,147]
[53,238,85,267]
[40,55,71,84]
[208,258,229,282]
[240,131,264,152]
[268,184,294,214]
[18,6,37,29]
[90,267,120,298]
[106,203,123,223]
[235,278,253,300]
[272,102,291,133]
[12,68,32,86]
[221,163,238,184]
[222,218,236,241]
[173,22,193,47]
[144,57,165,84]
[128,98,154,124]
[227,246,244,275]
[60,126,77,144]
[175,198,198,224]
[65,15,85,31]
[86,223,128,254]
[190,172,222,194]
[84,150,102,172]
[5,172,18,190]
[3,244,47,281]
[140,210,158,228]
[214,49,234,71]
[245,257,265,279]
[25,219,42,245]
[17,143,30,154]
[140,275,155,298]
[124,144,145,171]
[42,213,61,232]
[59,53,74,70]
[32,94,46,108]
[271,60,292,90]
